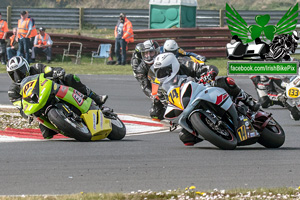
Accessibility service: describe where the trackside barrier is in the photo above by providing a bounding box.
[5,27,231,63]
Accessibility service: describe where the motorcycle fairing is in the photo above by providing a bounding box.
[55,85,92,114]
[287,87,300,98]
[164,104,183,119]
[22,74,52,115]
[37,116,59,131]
[236,117,259,145]
[291,77,300,87]
[164,81,233,134]
[168,87,184,110]
[188,82,232,111]
[81,109,112,141]
[285,76,300,110]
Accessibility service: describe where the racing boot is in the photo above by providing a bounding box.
[89,91,108,107]
[39,124,58,139]
[237,90,260,112]
[179,129,203,146]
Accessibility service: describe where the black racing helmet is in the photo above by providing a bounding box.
[141,40,160,65]
[135,43,144,59]
[6,56,30,83]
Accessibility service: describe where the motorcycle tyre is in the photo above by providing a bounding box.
[257,119,285,148]
[48,108,92,142]
[107,117,126,140]
[190,112,237,150]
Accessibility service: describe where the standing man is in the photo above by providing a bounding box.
[31,27,53,63]
[0,12,9,65]
[6,27,18,60]
[26,11,37,49]
[17,10,32,63]
[114,13,134,65]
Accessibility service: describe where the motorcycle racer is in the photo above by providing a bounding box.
[153,53,260,146]
[7,56,108,139]
[131,42,144,78]
[162,39,206,62]
[250,31,300,108]
[131,40,167,121]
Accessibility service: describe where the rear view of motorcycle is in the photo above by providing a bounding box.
[20,73,126,141]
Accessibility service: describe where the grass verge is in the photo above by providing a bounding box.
[0,56,229,76]
[1,187,300,199]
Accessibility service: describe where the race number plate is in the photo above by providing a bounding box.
[287,87,300,98]
[168,87,183,110]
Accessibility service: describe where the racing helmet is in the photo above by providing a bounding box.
[163,39,179,54]
[153,52,180,83]
[135,43,144,59]
[141,40,160,65]
[6,56,30,83]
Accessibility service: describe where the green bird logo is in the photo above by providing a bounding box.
[226,3,298,43]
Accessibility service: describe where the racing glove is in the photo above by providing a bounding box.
[52,68,66,80]
[196,55,206,62]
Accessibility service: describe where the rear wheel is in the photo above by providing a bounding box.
[190,112,237,150]
[257,118,285,148]
[48,108,91,141]
[107,116,126,140]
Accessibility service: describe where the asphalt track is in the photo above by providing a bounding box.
[1,74,300,195]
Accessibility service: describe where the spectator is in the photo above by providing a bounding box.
[0,12,9,65]
[26,11,37,49]
[31,27,53,63]
[6,28,18,60]
[114,13,134,65]
[17,10,32,63]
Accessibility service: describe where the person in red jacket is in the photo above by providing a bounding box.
[114,13,134,65]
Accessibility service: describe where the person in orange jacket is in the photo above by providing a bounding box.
[17,10,32,63]
[26,11,37,49]
[114,13,134,65]
[0,12,9,65]
[6,27,18,60]
[31,27,53,63]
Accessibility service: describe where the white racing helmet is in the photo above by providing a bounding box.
[153,52,180,83]
[6,56,30,83]
[163,39,179,53]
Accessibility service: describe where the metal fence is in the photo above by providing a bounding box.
[0,7,299,30]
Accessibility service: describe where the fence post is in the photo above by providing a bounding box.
[219,9,225,27]
[7,6,11,29]
[79,7,84,30]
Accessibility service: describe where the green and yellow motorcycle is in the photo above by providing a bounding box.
[20,73,126,141]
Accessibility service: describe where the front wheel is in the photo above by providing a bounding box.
[107,116,126,140]
[48,108,91,141]
[257,118,285,148]
[190,112,237,150]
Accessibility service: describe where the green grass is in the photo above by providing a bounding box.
[0,56,228,76]
[0,55,228,76]
[0,187,300,199]
[2,55,300,77]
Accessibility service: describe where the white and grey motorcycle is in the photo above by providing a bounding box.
[284,76,300,120]
[158,75,285,150]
